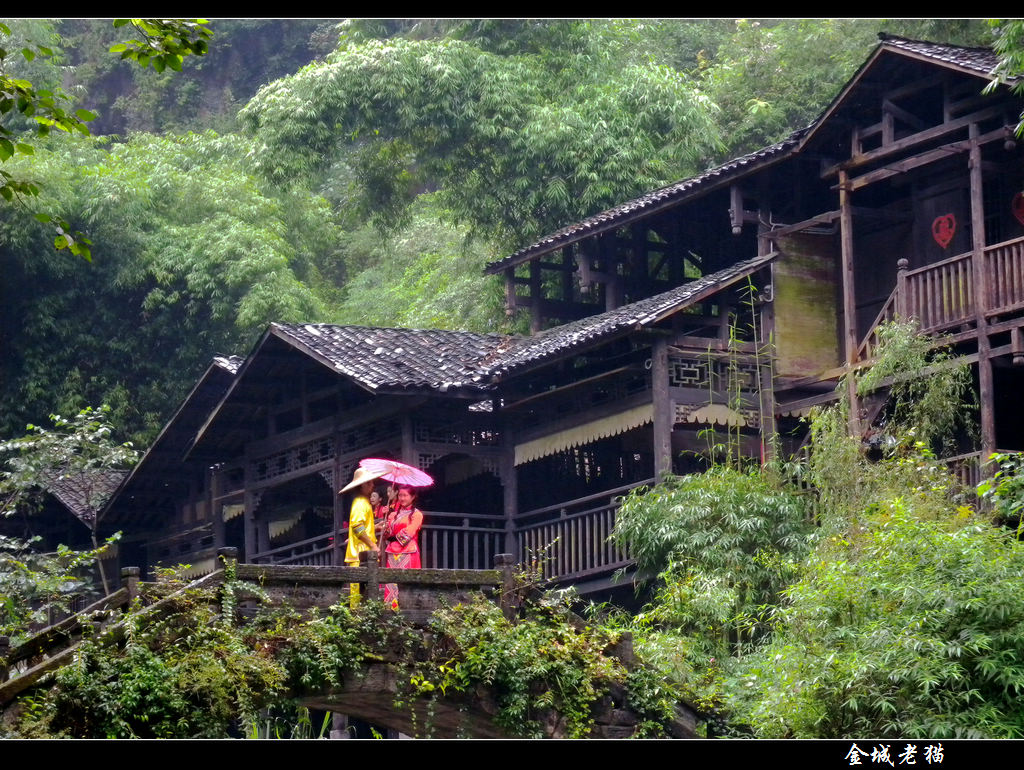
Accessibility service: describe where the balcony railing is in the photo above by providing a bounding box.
[513,479,653,582]
[251,510,507,570]
[857,235,1024,361]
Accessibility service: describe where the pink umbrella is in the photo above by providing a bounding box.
[358,458,434,488]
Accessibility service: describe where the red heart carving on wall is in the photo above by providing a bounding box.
[1013,192,1024,227]
[932,214,956,249]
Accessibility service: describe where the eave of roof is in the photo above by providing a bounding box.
[483,130,805,274]
[270,323,515,395]
[46,468,128,527]
[796,34,1011,154]
[481,252,778,379]
[99,355,241,526]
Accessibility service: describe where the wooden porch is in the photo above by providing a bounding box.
[248,479,650,590]
[858,234,1024,360]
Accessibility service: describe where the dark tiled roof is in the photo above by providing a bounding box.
[44,469,128,527]
[274,256,775,390]
[481,254,777,377]
[484,130,807,273]
[275,256,776,389]
[877,34,1005,79]
[271,323,516,393]
[212,354,244,374]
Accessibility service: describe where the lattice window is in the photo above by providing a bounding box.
[413,419,501,447]
[416,452,442,470]
[668,357,710,388]
[731,362,760,391]
[738,407,762,429]
[668,356,763,392]
[339,420,401,453]
[254,437,335,482]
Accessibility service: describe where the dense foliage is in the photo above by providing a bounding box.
[240,24,722,249]
[10,573,677,739]
[0,406,135,629]
[607,323,1024,739]
[0,19,1009,443]
[0,131,336,442]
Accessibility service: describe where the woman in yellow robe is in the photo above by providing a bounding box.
[339,467,381,607]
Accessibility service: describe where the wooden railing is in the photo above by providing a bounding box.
[857,290,898,361]
[903,250,974,332]
[252,479,657,581]
[943,450,985,492]
[252,530,336,566]
[985,235,1024,316]
[419,511,506,571]
[513,479,654,582]
[856,235,1024,363]
[252,512,507,570]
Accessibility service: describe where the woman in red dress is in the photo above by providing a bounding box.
[381,485,423,610]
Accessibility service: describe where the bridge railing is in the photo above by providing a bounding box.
[0,551,516,706]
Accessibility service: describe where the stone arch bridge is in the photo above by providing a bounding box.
[0,552,696,738]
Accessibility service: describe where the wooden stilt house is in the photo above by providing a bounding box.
[97,35,1024,593]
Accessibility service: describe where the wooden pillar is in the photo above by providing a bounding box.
[651,339,673,478]
[969,135,996,462]
[500,448,519,559]
[839,168,861,436]
[332,437,345,567]
[256,517,270,556]
[400,412,415,465]
[121,566,140,605]
[529,259,543,333]
[602,232,623,311]
[504,269,516,317]
[756,211,777,462]
[210,466,225,552]
[561,246,574,303]
[895,258,909,318]
[242,452,256,564]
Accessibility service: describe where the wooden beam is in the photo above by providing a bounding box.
[883,99,926,132]
[500,364,640,412]
[882,73,944,104]
[846,126,1010,192]
[822,105,1006,177]
[767,210,841,239]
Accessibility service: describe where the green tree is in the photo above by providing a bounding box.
[741,500,1024,738]
[240,25,722,250]
[334,194,507,333]
[702,19,991,159]
[0,405,136,625]
[0,18,211,260]
[0,131,337,442]
[987,19,1024,136]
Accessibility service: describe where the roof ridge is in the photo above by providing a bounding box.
[877,32,993,53]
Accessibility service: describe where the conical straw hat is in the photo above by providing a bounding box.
[339,465,386,494]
